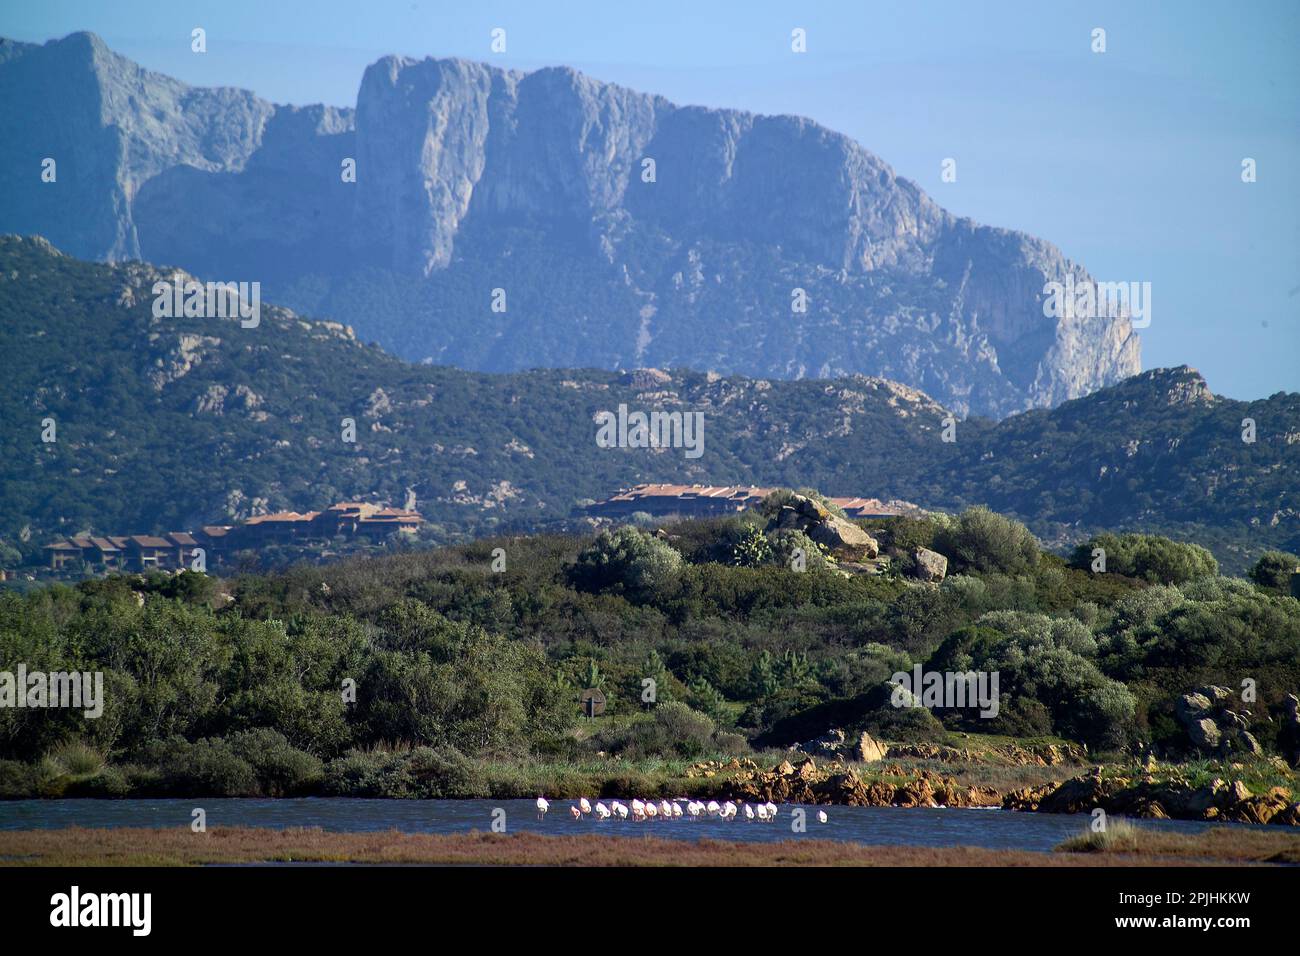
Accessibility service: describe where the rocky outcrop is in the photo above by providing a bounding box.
[791,729,886,764]
[773,495,878,560]
[913,547,947,583]
[1007,768,1299,825]
[0,32,1142,419]
[622,368,673,390]
[1281,694,1300,767]
[681,752,1297,825]
[688,757,998,810]
[855,732,889,763]
[1174,685,1271,758]
[886,741,1085,767]
[1187,717,1223,751]
[808,515,878,559]
[793,729,845,760]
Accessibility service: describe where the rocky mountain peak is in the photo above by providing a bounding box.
[0,34,1142,418]
[1132,366,1217,406]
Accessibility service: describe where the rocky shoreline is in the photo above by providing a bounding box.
[1004,767,1300,825]
[683,742,1300,826]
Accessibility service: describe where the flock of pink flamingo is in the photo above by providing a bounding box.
[535,796,828,825]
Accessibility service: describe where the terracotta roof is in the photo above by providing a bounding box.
[603,483,772,504]
[591,484,909,517]
[245,511,317,524]
[40,501,422,557]
[828,497,910,516]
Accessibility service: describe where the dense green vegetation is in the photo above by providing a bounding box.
[1249,550,1300,595]
[1069,532,1219,584]
[1,237,1297,575]
[2,501,1297,799]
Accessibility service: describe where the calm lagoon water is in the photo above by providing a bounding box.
[0,798,1250,853]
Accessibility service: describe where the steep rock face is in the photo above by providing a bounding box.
[0,32,276,261]
[354,56,498,273]
[133,103,356,285]
[0,32,1141,417]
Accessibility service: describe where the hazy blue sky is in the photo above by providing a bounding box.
[4,0,1297,401]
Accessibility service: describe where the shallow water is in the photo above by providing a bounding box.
[0,798,1255,852]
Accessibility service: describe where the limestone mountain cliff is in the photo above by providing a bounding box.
[0,32,1141,418]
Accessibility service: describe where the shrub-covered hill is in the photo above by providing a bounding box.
[0,235,1296,573]
[0,236,954,545]
[939,367,1300,567]
[2,509,1297,804]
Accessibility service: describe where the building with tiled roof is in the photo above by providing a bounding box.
[41,501,423,571]
[43,539,84,570]
[240,511,321,544]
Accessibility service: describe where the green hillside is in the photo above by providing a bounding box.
[0,236,1295,573]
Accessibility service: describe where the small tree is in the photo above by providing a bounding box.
[746,650,780,698]
[581,660,605,690]
[0,540,23,569]
[1249,550,1300,595]
[686,678,728,722]
[777,649,812,687]
[1071,532,1218,585]
[570,526,683,600]
[639,650,672,706]
[934,506,1040,575]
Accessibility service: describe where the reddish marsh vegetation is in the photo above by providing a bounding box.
[3,826,1296,867]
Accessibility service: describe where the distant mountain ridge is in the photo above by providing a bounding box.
[1,237,1293,572]
[0,31,1140,418]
